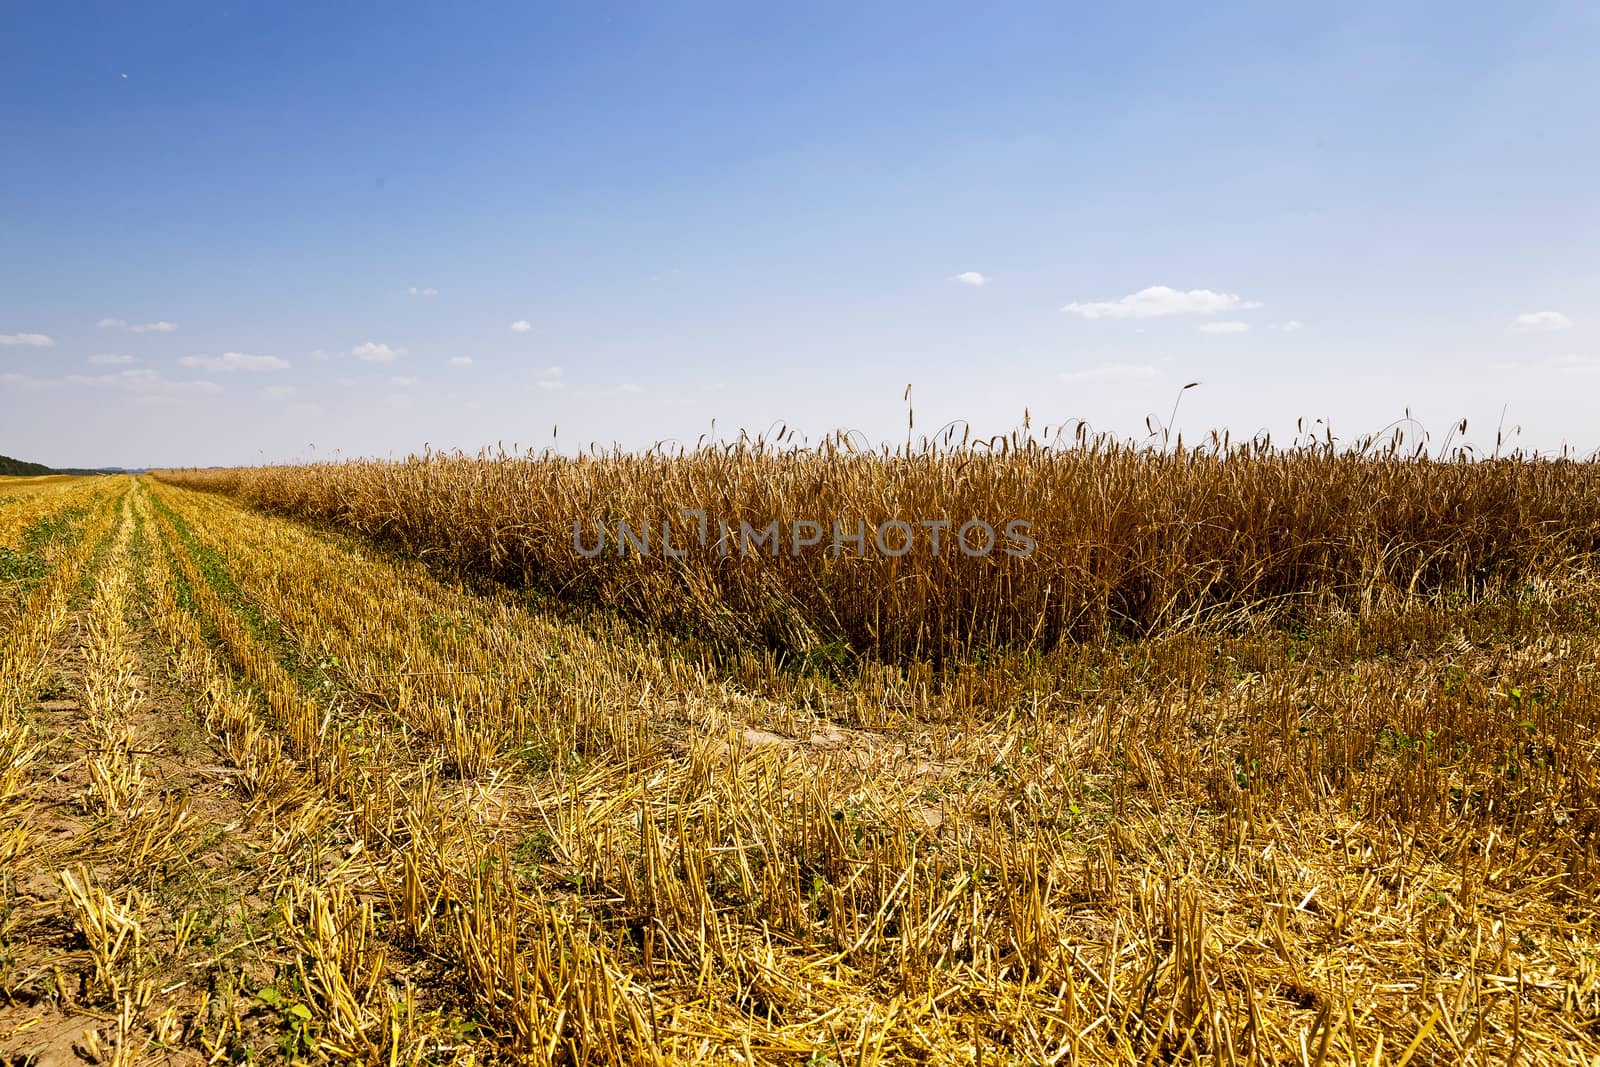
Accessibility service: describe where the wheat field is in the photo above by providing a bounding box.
[1,447,1598,1065]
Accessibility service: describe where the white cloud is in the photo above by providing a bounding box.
[0,332,56,347]
[98,318,176,333]
[951,272,988,287]
[351,341,401,362]
[536,366,564,391]
[88,354,137,365]
[1511,311,1573,332]
[407,286,440,297]
[448,356,473,366]
[5,367,223,396]
[618,383,643,394]
[389,376,418,387]
[510,320,532,333]
[1063,286,1262,320]
[177,352,290,372]
[1058,363,1160,385]
[1281,320,1304,333]
[1198,321,1250,334]
[260,385,297,400]
[310,348,343,361]
[1496,352,1600,374]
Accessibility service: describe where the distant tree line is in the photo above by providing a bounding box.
[0,454,53,476]
[0,454,138,477]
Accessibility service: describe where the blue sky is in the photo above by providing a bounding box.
[3,2,1598,467]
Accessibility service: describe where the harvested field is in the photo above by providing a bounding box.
[0,458,1597,1064]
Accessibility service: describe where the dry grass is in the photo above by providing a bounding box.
[156,435,1600,663]
[0,446,1596,1063]
[0,475,76,497]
